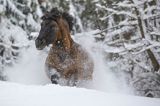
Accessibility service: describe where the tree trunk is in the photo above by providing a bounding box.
[131,0,160,72]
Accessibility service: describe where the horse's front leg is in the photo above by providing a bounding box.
[45,65,61,84]
[51,73,60,84]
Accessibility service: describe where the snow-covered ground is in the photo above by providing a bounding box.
[1,81,160,106]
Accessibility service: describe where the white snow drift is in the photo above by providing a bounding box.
[0,81,160,106]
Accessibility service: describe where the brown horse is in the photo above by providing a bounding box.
[35,8,94,86]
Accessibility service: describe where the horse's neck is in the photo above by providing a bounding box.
[52,18,73,52]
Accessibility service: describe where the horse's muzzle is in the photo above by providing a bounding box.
[35,38,46,50]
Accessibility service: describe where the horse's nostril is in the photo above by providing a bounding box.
[35,39,45,45]
[35,38,47,50]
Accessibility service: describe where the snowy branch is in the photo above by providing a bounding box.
[4,0,25,19]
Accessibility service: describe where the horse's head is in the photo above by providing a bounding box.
[35,18,59,50]
[35,9,60,50]
[35,8,74,50]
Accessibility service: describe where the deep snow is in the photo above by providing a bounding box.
[0,81,160,106]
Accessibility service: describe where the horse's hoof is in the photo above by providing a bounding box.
[51,74,59,84]
[52,80,58,84]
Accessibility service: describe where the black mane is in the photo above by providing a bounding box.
[41,8,74,31]
[62,12,74,31]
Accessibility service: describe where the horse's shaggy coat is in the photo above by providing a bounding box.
[35,8,94,86]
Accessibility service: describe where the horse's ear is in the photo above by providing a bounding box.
[50,8,62,20]
[41,8,62,21]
